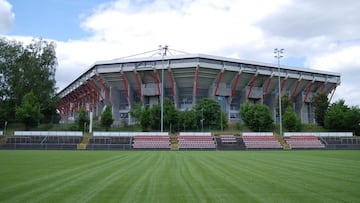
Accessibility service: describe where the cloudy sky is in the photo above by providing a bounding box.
[1,0,359,106]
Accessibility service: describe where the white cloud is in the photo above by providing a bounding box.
[3,0,360,106]
[307,46,360,106]
[55,0,289,88]
[0,0,15,33]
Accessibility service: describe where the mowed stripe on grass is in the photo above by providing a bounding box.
[0,150,359,203]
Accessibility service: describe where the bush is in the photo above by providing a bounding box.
[283,107,301,132]
[240,103,274,132]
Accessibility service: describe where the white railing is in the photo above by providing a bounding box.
[283,132,353,137]
[179,132,212,136]
[14,131,83,136]
[93,132,169,137]
[242,132,274,136]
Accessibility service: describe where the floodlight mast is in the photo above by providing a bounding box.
[274,48,284,136]
[160,45,168,132]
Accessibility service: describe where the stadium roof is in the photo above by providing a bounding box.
[58,53,341,97]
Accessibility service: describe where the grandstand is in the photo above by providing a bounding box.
[132,132,170,149]
[3,131,82,150]
[1,130,359,151]
[178,132,216,150]
[87,132,133,150]
[242,132,283,149]
[284,132,359,149]
[57,52,340,126]
[285,136,325,149]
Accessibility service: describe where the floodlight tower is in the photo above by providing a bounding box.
[274,48,284,136]
[160,45,168,132]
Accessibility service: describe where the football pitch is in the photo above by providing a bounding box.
[0,150,359,203]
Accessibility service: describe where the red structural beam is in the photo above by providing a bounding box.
[320,82,326,93]
[96,75,111,100]
[168,70,176,96]
[193,66,199,97]
[135,72,142,96]
[213,71,223,96]
[276,79,287,101]
[262,76,273,100]
[280,79,287,93]
[303,82,314,103]
[121,73,129,97]
[329,86,337,103]
[231,73,241,97]
[246,75,257,100]
[290,79,301,102]
[153,70,161,96]
[85,83,99,104]
[89,79,105,102]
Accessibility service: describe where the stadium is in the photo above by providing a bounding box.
[57,48,341,125]
[2,49,360,203]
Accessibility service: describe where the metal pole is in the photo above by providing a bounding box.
[274,48,284,136]
[160,45,167,132]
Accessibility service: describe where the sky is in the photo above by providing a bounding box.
[1,0,359,106]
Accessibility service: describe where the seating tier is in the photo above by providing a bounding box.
[242,133,282,149]
[285,136,325,149]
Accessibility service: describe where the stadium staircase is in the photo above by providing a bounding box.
[170,134,179,150]
[77,132,90,150]
[0,136,7,145]
[275,134,291,150]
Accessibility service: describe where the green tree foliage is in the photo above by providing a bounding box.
[150,104,161,130]
[283,107,301,132]
[163,98,179,132]
[324,100,360,135]
[129,102,143,123]
[312,92,329,126]
[193,98,227,130]
[15,91,43,130]
[101,106,114,131]
[240,102,274,131]
[276,93,292,116]
[0,38,58,123]
[178,109,197,131]
[240,102,252,126]
[76,109,89,132]
[140,106,151,131]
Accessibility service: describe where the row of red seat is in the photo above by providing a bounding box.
[285,135,325,149]
[178,135,216,149]
[242,134,283,149]
[132,135,170,149]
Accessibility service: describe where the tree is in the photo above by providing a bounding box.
[178,109,197,131]
[193,98,226,130]
[0,38,58,123]
[150,104,161,130]
[129,102,143,123]
[312,92,329,126]
[76,109,89,132]
[276,93,292,117]
[282,107,301,132]
[240,102,252,126]
[15,91,43,130]
[163,98,179,132]
[324,100,348,130]
[140,106,151,131]
[240,102,274,131]
[324,100,360,135]
[344,107,360,136]
[101,106,114,131]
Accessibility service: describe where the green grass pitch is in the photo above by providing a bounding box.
[0,150,359,203]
